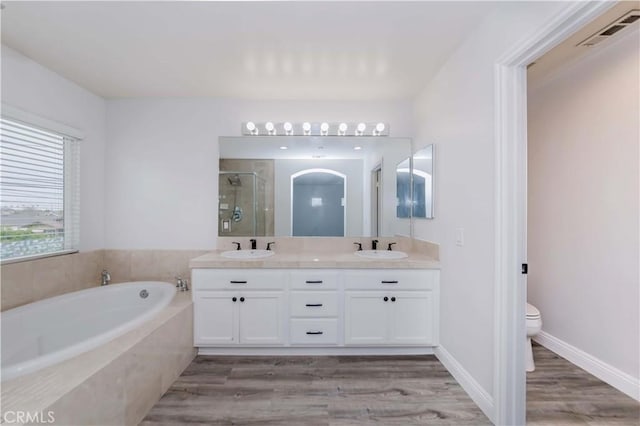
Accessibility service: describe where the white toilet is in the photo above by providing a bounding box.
[526,303,542,372]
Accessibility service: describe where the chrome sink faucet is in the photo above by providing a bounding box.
[101,269,111,286]
[250,238,257,250]
[371,239,379,250]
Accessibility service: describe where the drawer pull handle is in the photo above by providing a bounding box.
[305,280,323,284]
[381,280,399,284]
[306,331,324,335]
[305,303,323,307]
[230,280,247,284]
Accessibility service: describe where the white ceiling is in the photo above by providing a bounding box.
[0,1,498,100]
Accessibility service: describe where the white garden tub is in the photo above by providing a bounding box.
[1,281,176,382]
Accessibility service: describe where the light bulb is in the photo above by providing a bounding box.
[357,123,366,132]
[302,122,311,131]
[265,122,275,131]
[339,123,348,132]
[246,122,256,135]
[320,122,329,135]
[375,123,385,132]
[283,122,293,132]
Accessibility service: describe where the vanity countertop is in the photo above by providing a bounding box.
[189,250,440,269]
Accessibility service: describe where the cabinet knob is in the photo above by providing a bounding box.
[232,297,237,302]
[391,297,396,302]
[383,296,389,302]
[240,297,245,302]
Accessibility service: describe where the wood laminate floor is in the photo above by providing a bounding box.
[526,343,639,425]
[141,355,490,425]
[142,345,640,425]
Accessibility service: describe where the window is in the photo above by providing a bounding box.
[0,117,80,262]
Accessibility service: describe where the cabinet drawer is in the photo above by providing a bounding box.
[290,292,338,317]
[290,319,338,345]
[290,270,338,289]
[192,269,286,290]
[343,270,437,290]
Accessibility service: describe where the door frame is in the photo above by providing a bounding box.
[493,2,614,424]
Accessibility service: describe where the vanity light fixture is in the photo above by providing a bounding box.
[246,121,258,135]
[374,122,385,136]
[265,121,275,135]
[241,122,389,136]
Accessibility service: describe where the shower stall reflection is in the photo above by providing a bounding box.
[218,171,267,236]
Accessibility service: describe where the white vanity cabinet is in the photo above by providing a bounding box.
[192,267,439,353]
[344,270,439,346]
[192,269,285,346]
[288,270,340,346]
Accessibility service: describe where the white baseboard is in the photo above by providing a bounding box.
[534,331,640,401]
[198,346,435,356]
[435,346,495,423]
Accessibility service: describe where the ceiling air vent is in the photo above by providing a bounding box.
[578,10,640,47]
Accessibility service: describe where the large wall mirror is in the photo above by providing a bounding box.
[218,136,412,238]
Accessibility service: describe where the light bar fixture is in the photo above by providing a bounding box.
[240,122,390,136]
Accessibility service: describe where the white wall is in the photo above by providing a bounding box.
[1,45,107,251]
[105,99,413,249]
[411,1,568,402]
[528,29,639,380]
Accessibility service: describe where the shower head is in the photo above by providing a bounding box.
[227,174,242,186]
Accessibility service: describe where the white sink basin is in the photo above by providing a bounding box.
[354,250,408,260]
[221,249,275,259]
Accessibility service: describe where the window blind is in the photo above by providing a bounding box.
[0,117,80,261]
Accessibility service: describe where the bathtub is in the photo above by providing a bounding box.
[1,281,176,382]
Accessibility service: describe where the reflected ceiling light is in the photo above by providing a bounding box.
[338,122,348,136]
[283,122,293,135]
[279,146,288,150]
[354,146,362,150]
[320,122,329,136]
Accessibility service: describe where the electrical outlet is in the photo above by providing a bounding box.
[456,228,464,247]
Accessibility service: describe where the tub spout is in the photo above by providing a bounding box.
[101,269,111,286]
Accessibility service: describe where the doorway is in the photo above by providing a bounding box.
[291,169,346,237]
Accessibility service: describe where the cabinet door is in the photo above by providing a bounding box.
[238,292,284,345]
[194,292,237,345]
[345,291,389,345]
[390,291,433,345]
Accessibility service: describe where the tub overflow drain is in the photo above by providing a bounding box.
[140,289,149,299]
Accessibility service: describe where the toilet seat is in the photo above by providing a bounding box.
[526,303,540,319]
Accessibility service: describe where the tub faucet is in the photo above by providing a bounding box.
[101,269,111,286]
[176,276,189,292]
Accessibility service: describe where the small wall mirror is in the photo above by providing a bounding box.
[396,157,411,219]
[412,145,434,219]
